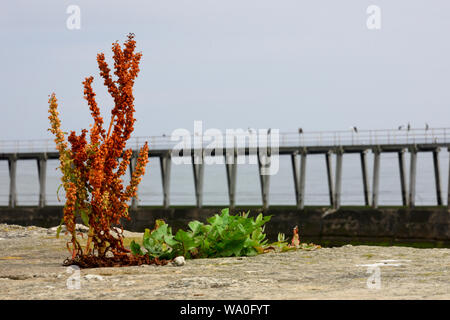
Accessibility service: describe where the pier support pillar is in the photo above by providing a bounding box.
[409,148,418,207]
[432,148,442,206]
[334,150,343,209]
[291,151,307,210]
[372,149,381,208]
[325,151,335,207]
[225,150,237,210]
[258,148,271,210]
[448,147,450,209]
[398,149,409,206]
[8,155,17,208]
[360,150,371,206]
[159,153,171,209]
[192,151,205,208]
[129,153,138,209]
[37,154,47,208]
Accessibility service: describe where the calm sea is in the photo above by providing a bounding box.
[0,152,448,207]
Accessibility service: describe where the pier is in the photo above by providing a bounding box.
[1,128,449,210]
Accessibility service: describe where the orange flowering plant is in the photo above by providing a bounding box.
[48,34,151,267]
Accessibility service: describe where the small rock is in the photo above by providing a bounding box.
[84,274,104,281]
[49,224,89,235]
[75,224,89,232]
[172,256,186,267]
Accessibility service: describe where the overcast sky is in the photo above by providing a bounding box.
[0,1,449,140]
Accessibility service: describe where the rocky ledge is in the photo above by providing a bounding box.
[0,223,449,299]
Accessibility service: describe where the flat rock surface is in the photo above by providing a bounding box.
[0,224,449,300]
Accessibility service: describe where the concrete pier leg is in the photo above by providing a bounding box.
[8,155,17,208]
[448,148,450,209]
[334,151,343,209]
[159,153,172,209]
[225,151,237,209]
[129,154,138,209]
[291,151,307,210]
[325,152,335,207]
[37,155,47,208]
[372,150,381,208]
[360,150,370,206]
[398,149,409,206]
[258,150,271,210]
[291,153,300,208]
[432,148,442,206]
[299,152,307,209]
[409,149,417,207]
[192,152,204,208]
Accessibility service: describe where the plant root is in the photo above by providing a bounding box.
[62,254,170,269]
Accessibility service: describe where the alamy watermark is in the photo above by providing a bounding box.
[170,121,280,175]
[66,265,81,289]
[64,5,381,32]
[356,260,410,290]
[366,5,381,30]
[66,5,81,30]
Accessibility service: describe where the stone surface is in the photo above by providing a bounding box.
[0,223,449,300]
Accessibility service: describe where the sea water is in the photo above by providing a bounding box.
[0,151,448,207]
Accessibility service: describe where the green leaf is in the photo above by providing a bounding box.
[255,213,263,223]
[143,228,150,240]
[80,210,89,226]
[56,226,62,238]
[55,218,64,239]
[163,234,180,247]
[154,219,166,229]
[237,223,246,234]
[281,245,296,252]
[188,220,203,235]
[175,229,197,257]
[221,239,245,257]
[130,240,143,256]
[151,224,169,241]
[56,184,64,202]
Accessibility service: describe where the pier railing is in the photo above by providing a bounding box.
[0,128,448,153]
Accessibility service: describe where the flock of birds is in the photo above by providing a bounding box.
[321,123,429,134]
